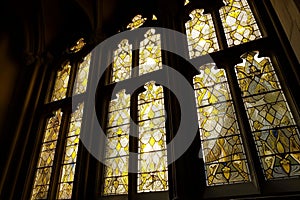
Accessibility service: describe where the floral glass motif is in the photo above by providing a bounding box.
[74,53,91,95]
[235,51,300,180]
[193,63,250,186]
[220,0,262,47]
[137,81,168,192]
[185,9,219,59]
[139,29,162,75]
[57,103,84,199]
[103,90,130,195]
[31,110,63,200]
[127,15,147,30]
[51,62,71,102]
[70,38,86,53]
[111,39,132,83]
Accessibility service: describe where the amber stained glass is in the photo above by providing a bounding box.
[138,81,168,192]
[73,53,91,95]
[31,110,63,200]
[69,38,86,53]
[103,90,130,195]
[127,15,147,30]
[220,0,262,47]
[57,103,84,199]
[111,40,132,83]
[193,63,250,186]
[51,62,71,102]
[185,9,219,59]
[235,51,300,179]
[139,29,162,75]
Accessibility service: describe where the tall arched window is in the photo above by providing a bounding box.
[26,1,300,199]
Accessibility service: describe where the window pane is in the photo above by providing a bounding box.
[69,38,86,53]
[31,110,63,200]
[193,64,250,186]
[127,15,147,30]
[235,51,300,180]
[220,0,262,47]
[73,54,91,95]
[185,9,219,58]
[138,81,168,192]
[111,40,132,83]
[139,29,162,76]
[57,103,84,199]
[51,62,71,102]
[103,90,130,195]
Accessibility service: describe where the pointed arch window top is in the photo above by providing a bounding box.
[127,15,147,30]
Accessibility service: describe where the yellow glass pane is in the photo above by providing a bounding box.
[185,9,219,58]
[235,51,300,180]
[127,15,147,30]
[103,90,130,195]
[74,53,91,95]
[220,0,262,47]
[139,29,162,75]
[137,81,168,192]
[70,38,86,53]
[51,62,71,102]
[112,39,132,83]
[193,64,250,186]
[31,110,63,200]
[57,103,84,199]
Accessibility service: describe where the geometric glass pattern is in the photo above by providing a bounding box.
[103,90,130,195]
[57,103,84,199]
[137,81,168,192]
[185,9,220,59]
[220,0,262,47]
[31,109,63,200]
[51,62,71,102]
[111,39,132,83]
[139,29,162,76]
[235,51,300,180]
[193,63,251,186]
[73,53,91,95]
[69,38,86,53]
[127,15,147,30]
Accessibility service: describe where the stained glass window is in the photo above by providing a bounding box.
[57,103,84,199]
[69,38,86,53]
[103,90,130,195]
[127,15,147,30]
[111,40,132,83]
[51,62,71,102]
[220,0,262,47]
[73,53,91,95]
[185,9,219,58]
[139,29,162,75]
[137,81,168,192]
[31,110,63,199]
[193,63,250,186]
[235,51,300,180]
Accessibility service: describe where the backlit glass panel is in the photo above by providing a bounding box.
[185,9,219,58]
[139,29,162,75]
[220,0,262,47]
[51,62,71,102]
[103,90,130,195]
[137,81,168,192]
[235,51,300,180]
[31,110,63,199]
[74,53,91,95]
[193,63,250,186]
[111,39,132,83]
[57,103,84,199]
